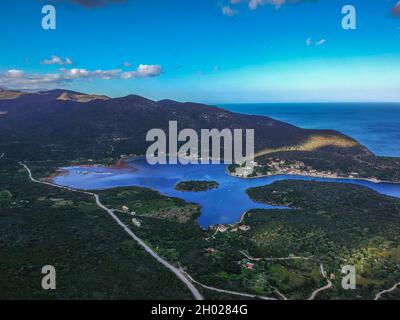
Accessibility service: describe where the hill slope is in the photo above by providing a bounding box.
[0,89,398,181]
[0,89,364,154]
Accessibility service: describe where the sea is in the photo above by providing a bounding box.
[221,103,400,157]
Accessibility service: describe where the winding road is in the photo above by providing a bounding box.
[374,282,400,300]
[19,162,204,301]
[182,270,278,300]
[239,250,311,262]
[17,161,399,301]
[308,264,333,300]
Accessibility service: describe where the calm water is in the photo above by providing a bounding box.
[55,104,400,228]
[55,158,400,228]
[221,103,400,157]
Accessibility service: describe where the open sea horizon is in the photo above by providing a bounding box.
[220,103,400,157]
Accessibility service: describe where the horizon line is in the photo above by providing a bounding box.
[2,87,400,105]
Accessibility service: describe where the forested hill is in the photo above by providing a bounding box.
[0,89,367,161]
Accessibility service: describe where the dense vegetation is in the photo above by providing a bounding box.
[245,180,400,299]
[2,154,400,299]
[0,89,368,162]
[98,186,201,224]
[254,148,400,182]
[93,180,400,300]
[175,180,219,192]
[1,90,400,300]
[0,159,193,299]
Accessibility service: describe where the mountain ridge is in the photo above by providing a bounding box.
[2,88,400,181]
[0,89,366,154]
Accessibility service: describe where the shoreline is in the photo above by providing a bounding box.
[48,157,400,230]
[57,154,399,185]
[42,168,70,183]
[44,156,137,183]
[227,166,399,184]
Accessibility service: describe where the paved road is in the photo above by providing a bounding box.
[182,270,278,300]
[22,161,397,301]
[19,162,204,300]
[308,264,333,300]
[239,250,311,262]
[375,282,400,300]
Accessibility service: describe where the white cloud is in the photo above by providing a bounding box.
[306,37,326,47]
[222,5,237,17]
[121,64,162,79]
[315,38,326,47]
[42,55,74,66]
[61,68,122,80]
[0,70,63,89]
[0,64,162,89]
[93,69,122,80]
[249,0,286,10]
[7,69,24,78]
[63,68,90,78]
[135,64,162,77]
[227,0,318,13]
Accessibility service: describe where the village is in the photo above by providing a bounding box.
[263,158,367,179]
[233,158,366,180]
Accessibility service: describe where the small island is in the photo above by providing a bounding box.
[175,180,219,192]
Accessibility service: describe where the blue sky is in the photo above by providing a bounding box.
[0,0,400,103]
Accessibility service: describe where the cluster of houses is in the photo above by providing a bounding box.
[211,224,251,233]
[263,158,361,179]
[121,205,141,227]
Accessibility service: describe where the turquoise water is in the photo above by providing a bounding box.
[55,104,400,228]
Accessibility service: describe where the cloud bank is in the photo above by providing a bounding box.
[0,64,163,90]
